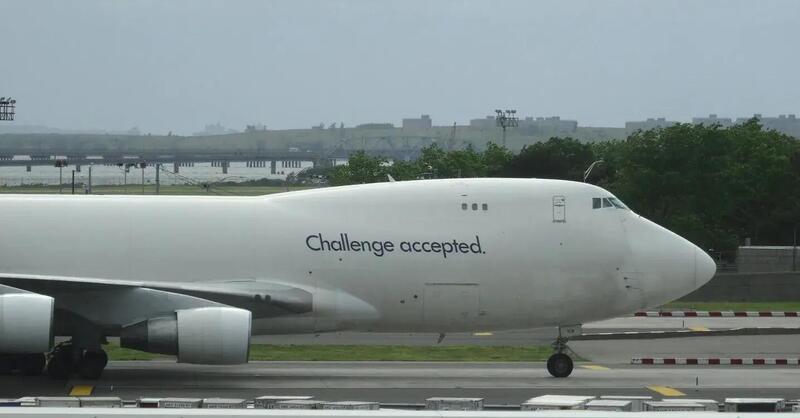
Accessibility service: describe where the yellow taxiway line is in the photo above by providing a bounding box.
[647,385,686,396]
[68,385,94,396]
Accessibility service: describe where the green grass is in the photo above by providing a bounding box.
[104,343,170,360]
[104,343,559,362]
[663,301,800,311]
[0,184,310,196]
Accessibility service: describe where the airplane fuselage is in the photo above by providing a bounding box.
[0,178,715,336]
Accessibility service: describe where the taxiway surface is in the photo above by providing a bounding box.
[2,317,798,403]
[2,361,800,404]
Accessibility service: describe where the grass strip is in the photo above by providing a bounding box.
[105,343,560,362]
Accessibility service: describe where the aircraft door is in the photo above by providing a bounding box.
[552,195,566,223]
[423,283,480,330]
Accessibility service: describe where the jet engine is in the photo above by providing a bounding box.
[120,307,251,364]
[0,293,54,353]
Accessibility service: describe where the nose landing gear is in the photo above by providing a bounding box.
[546,325,581,378]
[547,336,574,378]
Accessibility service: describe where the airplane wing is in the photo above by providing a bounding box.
[0,273,313,327]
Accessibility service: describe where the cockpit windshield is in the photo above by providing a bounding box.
[608,197,628,209]
[592,197,629,210]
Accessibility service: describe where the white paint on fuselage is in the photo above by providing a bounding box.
[0,178,715,335]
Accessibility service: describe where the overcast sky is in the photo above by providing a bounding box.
[2,0,798,134]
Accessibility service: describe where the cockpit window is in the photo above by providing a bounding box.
[592,196,629,210]
[608,197,628,209]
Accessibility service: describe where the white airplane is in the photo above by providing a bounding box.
[0,178,715,379]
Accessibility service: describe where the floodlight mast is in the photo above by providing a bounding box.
[495,109,518,147]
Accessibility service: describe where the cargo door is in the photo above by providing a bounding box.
[423,283,480,330]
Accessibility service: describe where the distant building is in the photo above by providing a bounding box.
[355,123,395,129]
[520,116,578,135]
[470,115,577,134]
[734,113,763,125]
[692,114,733,127]
[193,123,238,136]
[625,118,678,133]
[735,113,800,138]
[402,114,432,129]
[469,116,496,129]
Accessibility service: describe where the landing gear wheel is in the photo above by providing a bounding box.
[547,353,573,378]
[77,350,107,380]
[20,353,46,376]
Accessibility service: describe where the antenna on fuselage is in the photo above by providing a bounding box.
[583,159,604,183]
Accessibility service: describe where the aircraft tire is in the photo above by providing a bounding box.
[77,350,107,380]
[20,353,46,376]
[546,353,573,378]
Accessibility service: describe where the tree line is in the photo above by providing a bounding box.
[311,120,800,254]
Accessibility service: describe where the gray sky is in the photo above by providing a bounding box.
[2,0,798,134]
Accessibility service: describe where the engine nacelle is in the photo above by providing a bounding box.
[0,293,54,353]
[120,307,251,364]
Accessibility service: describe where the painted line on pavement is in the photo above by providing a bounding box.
[581,365,610,370]
[647,385,686,397]
[69,385,94,396]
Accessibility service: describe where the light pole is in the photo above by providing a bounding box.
[138,162,146,194]
[495,109,519,147]
[54,159,68,194]
[119,162,136,194]
[87,164,93,194]
[155,163,161,195]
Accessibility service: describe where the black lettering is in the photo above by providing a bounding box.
[412,242,422,252]
[430,242,442,253]
[351,240,362,251]
[441,242,454,258]
[459,242,469,253]
[400,241,411,252]
[384,241,395,253]
[331,239,342,251]
[470,235,483,254]
[306,234,321,251]
[342,233,350,251]
[372,241,385,257]
[320,234,331,251]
